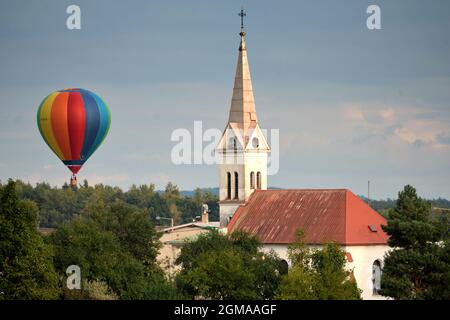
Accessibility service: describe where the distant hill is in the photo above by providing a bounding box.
[180,188,218,197]
[358,195,450,219]
[359,195,450,209]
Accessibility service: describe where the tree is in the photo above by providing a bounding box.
[275,265,316,300]
[382,185,440,249]
[8,179,220,228]
[311,243,361,300]
[82,200,161,270]
[179,249,257,299]
[0,180,60,299]
[63,279,118,300]
[49,200,179,300]
[381,185,450,299]
[276,230,361,300]
[175,230,282,300]
[162,183,183,224]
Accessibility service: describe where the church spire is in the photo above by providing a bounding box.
[218,9,270,227]
[228,8,258,128]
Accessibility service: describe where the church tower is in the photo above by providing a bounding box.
[217,9,270,227]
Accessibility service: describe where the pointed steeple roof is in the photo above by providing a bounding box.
[217,9,270,152]
[228,13,258,129]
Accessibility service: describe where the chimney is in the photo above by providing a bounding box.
[201,204,209,224]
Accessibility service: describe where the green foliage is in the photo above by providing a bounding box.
[0,180,61,300]
[311,244,361,300]
[381,185,450,299]
[276,231,361,300]
[48,201,180,300]
[1,179,215,300]
[175,231,283,300]
[63,279,118,300]
[179,249,257,300]
[84,201,161,270]
[275,265,316,299]
[9,180,219,228]
[382,185,440,249]
[360,194,450,220]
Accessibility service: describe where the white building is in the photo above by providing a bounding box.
[218,14,390,300]
[216,18,270,227]
[157,211,220,275]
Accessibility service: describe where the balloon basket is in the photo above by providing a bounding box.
[70,175,77,187]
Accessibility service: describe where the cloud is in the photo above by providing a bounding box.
[393,126,436,148]
[436,132,450,145]
[380,108,395,122]
[412,139,431,148]
[344,107,365,122]
[340,103,450,150]
[394,127,417,144]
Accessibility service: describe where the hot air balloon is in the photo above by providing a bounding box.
[37,88,111,187]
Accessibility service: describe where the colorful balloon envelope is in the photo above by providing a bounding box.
[37,88,111,183]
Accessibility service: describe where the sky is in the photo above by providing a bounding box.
[0,0,449,199]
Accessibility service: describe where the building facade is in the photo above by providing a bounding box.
[227,189,390,300]
[219,17,390,300]
[217,20,270,227]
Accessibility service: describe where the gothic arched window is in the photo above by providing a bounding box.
[227,172,231,199]
[372,260,382,295]
[256,172,261,189]
[234,172,239,199]
[250,172,255,189]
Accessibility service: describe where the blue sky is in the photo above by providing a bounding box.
[1,0,450,199]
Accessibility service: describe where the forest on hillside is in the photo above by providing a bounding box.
[5,180,219,228]
[359,195,450,219]
[1,180,449,300]
[1,179,449,228]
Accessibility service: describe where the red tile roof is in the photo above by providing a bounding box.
[228,189,389,245]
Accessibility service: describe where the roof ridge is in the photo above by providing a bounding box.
[228,188,389,245]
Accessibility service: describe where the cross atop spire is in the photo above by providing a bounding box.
[238,8,246,36]
[227,7,257,129]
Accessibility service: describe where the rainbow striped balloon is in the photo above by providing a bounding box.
[37,88,111,176]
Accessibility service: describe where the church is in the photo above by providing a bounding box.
[216,10,390,300]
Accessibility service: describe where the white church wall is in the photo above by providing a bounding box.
[219,202,240,227]
[344,245,391,300]
[218,151,268,227]
[243,152,268,197]
[261,243,391,300]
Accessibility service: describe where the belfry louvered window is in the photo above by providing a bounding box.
[250,172,255,189]
[227,172,231,199]
[234,172,239,199]
[256,172,261,189]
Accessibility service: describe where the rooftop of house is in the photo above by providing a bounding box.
[161,221,220,233]
[228,189,389,246]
